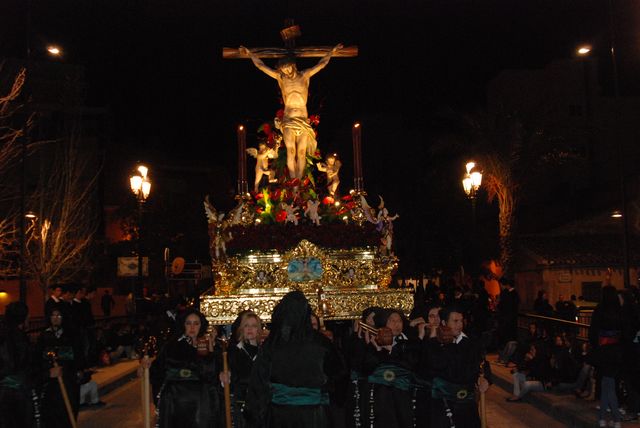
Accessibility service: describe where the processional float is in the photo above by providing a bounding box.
[201,23,411,323]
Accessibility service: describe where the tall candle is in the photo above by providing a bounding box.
[352,122,362,190]
[237,124,247,194]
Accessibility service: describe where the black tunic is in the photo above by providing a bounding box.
[227,341,258,428]
[363,335,420,428]
[244,331,345,428]
[35,326,84,428]
[427,335,482,428]
[150,337,220,428]
[0,326,36,428]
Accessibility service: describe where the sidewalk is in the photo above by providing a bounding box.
[91,359,140,397]
[488,354,601,428]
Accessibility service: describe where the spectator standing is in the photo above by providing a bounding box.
[533,291,554,317]
[101,289,115,317]
[589,285,624,428]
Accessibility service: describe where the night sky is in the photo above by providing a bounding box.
[3,0,640,273]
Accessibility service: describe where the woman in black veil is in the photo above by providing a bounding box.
[243,291,345,428]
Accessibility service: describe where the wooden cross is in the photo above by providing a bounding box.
[222,21,358,59]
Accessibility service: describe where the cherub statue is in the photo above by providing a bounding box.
[304,199,321,226]
[316,153,341,197]
[282,202,299,226]
[376,197,399,256]
[204,196,232,259]
[246,142,278,192]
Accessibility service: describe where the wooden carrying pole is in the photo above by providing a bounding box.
[142,355,151,428]
[222,344,232,428]
[53,361,78,428]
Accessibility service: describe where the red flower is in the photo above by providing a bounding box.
[322,196,334,205]
[314,151,321,157]
[262,123,272,135]
[341,195,353,201]
[275,211,287,223]
[256,207,263,214]
[303,177,310,186]
[309,114,320,126]
[272,189,281,200]
[255,193,264,200]
[276,109,284,120]
[345,201,356,210]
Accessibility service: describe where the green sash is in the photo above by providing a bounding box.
[271,383,329,406]
[367,364,414,391]
[0,374,26,390]
[165,367,200,382]
[431,377,475,402]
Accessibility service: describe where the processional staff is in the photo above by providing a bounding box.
[47,351,77,428]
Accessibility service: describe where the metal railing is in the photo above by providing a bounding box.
[517,310,592,342]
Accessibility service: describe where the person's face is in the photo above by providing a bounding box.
[184,314,201,339]
[327,157,335,166]
[438,292,445,300]
[386,313,403,336]
[310,315,319,330]
[554,336,563,347]
[365,312,376,327]
[50,310,63,327]
[529,324,537,334]
[427,308,441,327]
[52,287,62,298]
[445,312,464,337]
[242,317,259,342]
[558,295,564,302]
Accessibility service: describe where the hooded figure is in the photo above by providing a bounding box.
[243,291,345,428]
[0,302,38,428]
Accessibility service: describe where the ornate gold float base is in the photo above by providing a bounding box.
[200,288,413,324]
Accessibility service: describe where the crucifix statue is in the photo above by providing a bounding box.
[224,22,358,180]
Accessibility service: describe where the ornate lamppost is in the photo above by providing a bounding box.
[462,161,483,226]
[129,164,151,314]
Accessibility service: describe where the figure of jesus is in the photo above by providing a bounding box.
[240,44,343,179]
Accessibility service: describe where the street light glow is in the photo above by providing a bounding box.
[47,45,61,56]
[137,165,148,179]
[577,45,591,56]
[130,175,143,193]
[611,210,622,218]
[465,161,476,174]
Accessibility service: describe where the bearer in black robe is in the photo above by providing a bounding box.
[0,302,37,428]
[36,307,85,428]
[148,309,219,428]
[364,309,420,428]
[243,291,346,428]
[427,306,489,428]
[344,307,382,428]
[220,310,263,428]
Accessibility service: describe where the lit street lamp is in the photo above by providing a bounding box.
[129,164,151,314]
[462,161,483,226]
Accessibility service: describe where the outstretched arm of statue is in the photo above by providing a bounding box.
[305,43,343,78]
[239,46,279,79]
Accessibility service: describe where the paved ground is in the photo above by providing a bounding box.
[78,376,565,428]
[78,377,154,428]
[484,381,567,428]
